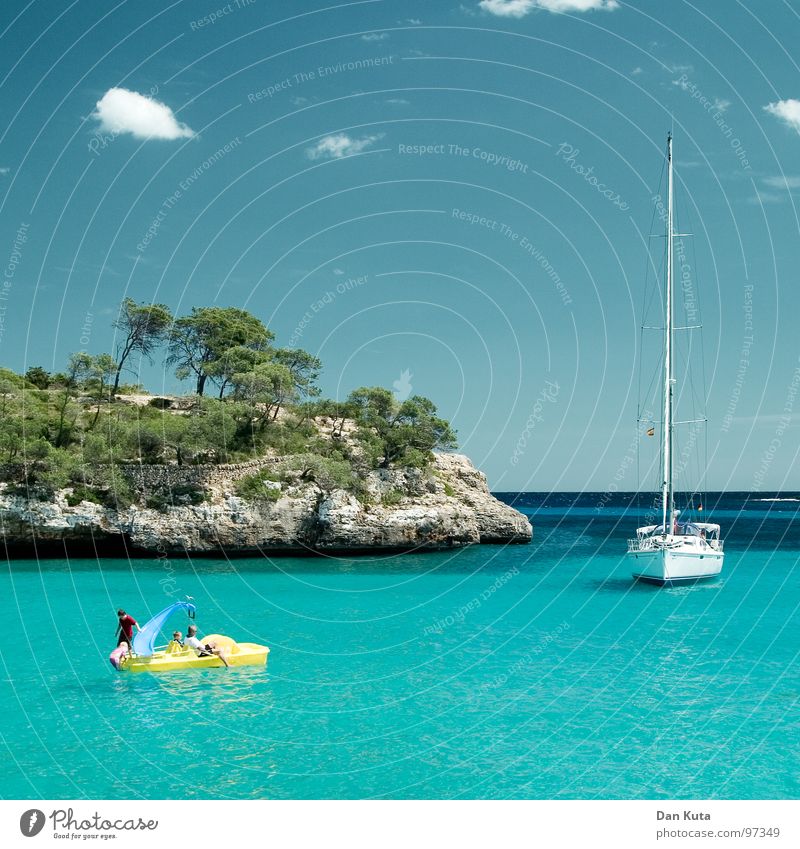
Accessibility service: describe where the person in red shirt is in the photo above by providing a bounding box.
[116,609,140,646]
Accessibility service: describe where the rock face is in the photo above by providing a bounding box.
[0,453,531,557]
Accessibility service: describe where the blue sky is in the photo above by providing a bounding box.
[1,0,799,491]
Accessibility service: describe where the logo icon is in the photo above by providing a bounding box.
[20,809,46,837]
[392,369,413,401]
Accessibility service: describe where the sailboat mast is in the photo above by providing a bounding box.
[662,133,674,534]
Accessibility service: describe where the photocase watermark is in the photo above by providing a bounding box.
[392,369,413,401]
[19,809,45,837]
[136,137,242,253]
[155,539,183,598]
[510,380,559,466]
[752,356,800,491]
[288,273,369,346]
[721,283,754,433]
[0,221,29,345]
[673,74,751,170]
[519,240,572,306]
[479,620,571,692]
[19,807,159,836]
[78,311,93,349]
[189,0,256,31]
[398,142,529,174]
[423,565,519,636]
[88,83,160,156]
[247,56,394,103]
[555,143,630,211]
[595,411,653,512]
[452,209,572,305]
[674,238,697,323]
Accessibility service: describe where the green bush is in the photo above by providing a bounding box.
[279,454,357,491]
[89,467,134,509]
[443,482,455,497]
[382,488,404,506]
[234,469,282,504]
[66,484,104,507]
[145,484,207,510]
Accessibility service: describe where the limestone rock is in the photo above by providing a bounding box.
[0,453,531,556]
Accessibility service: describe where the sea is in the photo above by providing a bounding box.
[2,491,798,800]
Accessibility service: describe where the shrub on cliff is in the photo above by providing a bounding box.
[279,454,358,492]
[4,440,78,498]
[234,469,282,504]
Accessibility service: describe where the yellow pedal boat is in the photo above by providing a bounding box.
[121,634,269,672]
[110,600,269,673]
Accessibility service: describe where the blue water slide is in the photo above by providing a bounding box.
[132,601,196,656]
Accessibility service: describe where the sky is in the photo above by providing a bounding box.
[1,0,799,492]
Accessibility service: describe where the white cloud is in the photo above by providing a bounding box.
[361,32,388,41]
[478,0,618,16]
[713,98,730,113]
[333,268,345,276]
[749,190,784,205]
[405,18,422,25]
[0,167,9,175]
[386,97,410,105]
[306,133,383,160]
[92,87,195,140]
[764,98,800,134]
[631,67,643,76]
[762,175,800,189]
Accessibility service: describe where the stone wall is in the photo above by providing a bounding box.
[0,459,287,497]
[114,457,283,494]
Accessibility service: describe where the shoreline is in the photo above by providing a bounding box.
[0,453,532,558]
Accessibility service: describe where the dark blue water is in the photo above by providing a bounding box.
[1,493,798,799]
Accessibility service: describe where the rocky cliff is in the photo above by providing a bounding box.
[0,453,531,557]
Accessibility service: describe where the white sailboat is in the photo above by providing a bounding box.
[627,133,724,584]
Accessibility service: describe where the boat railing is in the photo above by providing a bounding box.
[628,537,724,553]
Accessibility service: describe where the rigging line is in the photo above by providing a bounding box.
[638,155,666,501]
[691,218,711,507]
[681,187,709,502]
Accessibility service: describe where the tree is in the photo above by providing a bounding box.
[301,398,356,439]
[205,345,270,400]
[25,366,51,389]
[273,348,322,405]
[54,353,93,448]
[87,354,117,427]
[167,307,273,396]
[347,387,457,468]
[231,361,295,429]
[112,298,173,394]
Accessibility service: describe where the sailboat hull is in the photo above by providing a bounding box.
[629,548,724,584]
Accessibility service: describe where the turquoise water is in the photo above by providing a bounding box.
[2,495,799,800]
